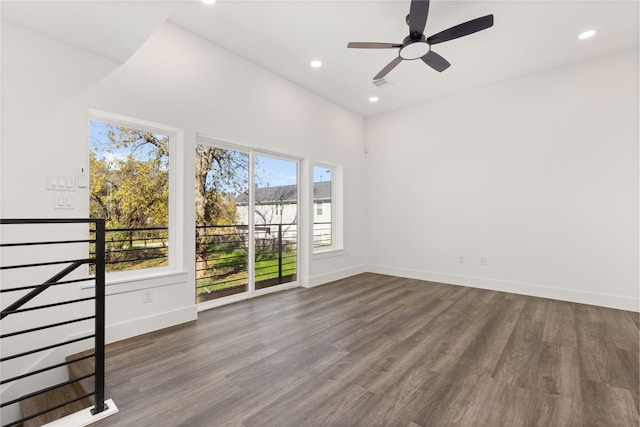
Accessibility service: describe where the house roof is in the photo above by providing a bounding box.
[235,181,331,204]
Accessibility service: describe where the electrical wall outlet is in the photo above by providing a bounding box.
[54,194,74,209]
[143,291,153,303]
[480,256,487,266]
[458,256,465,263]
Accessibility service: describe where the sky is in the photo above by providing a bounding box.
[92,120,331,187]
[255,155,297,187]
[90,120,167,164]
[255,157,332,187]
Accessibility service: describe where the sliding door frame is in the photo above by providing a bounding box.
[196,136,303,311]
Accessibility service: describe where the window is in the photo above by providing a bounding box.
[313,164,334,249]
[90,112,181,275]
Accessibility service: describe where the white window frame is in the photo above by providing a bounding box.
[87,110,185,285]
[312,162,343,257]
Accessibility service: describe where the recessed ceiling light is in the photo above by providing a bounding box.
[201,0,216,4]
[369,96,379,103]
[578,30,596,40]
[310,60,322,68]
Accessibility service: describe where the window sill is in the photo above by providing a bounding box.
[312,248,347,260]
[81,270,188,296]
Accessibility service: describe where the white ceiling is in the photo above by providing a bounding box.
[2,1,638,117]
[0,0,181,63]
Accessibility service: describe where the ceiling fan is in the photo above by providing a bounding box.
[347,0,494,80]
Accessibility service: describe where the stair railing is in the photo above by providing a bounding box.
[0,218,107,427]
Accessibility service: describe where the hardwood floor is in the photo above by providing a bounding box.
[93,273,639,426]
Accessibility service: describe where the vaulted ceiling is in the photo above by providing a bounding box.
[2,1,638,116]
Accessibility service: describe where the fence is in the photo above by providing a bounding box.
[195,223,298,303]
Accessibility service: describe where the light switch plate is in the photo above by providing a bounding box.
[47,175,75,191]
[78,166,88,188]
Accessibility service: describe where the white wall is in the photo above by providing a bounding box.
[366,47,639,311]
[0,20,366,415]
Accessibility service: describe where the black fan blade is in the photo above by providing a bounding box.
[374,56,403,80]
[427,14,494,45]
[347,42,402,49]
[408,0,430,38]
[421,50,450,72]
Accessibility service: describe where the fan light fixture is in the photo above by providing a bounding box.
[310,60,323,68]
[201,0,216,4]
[578,30,596,40]
[369,96,379,103]
[399,41,431,60]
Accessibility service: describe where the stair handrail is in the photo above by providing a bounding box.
[0,218,108,425]
[0,260,87,320]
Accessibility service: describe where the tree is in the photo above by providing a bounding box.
[90,124,170,268]
[195,145,248,281]
[90,126,169,231]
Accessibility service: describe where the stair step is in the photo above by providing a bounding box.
[67,351,112,406]
[19,350,110,427]
[20,383,91,427]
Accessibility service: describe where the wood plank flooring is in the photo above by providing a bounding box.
[92,273,639,426]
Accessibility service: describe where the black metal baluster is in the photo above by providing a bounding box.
[92,219,107,415]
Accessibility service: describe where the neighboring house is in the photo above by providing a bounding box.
[235,181,332,246]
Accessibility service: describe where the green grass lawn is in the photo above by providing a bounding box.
[196,247,297,295]
[102,239,296,295]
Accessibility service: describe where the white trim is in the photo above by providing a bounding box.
[196,132,305,161]
[248,150,256,296]
[312,162,343,253]
[171,125,185,272]
[255,281,300,297]
[87,110,185,278]
[299,158,311,287]
[306,264,367,288]
[89,110,180,135]
[196,134,251,155]
[81,271,187,292]
[197,282,298,312]
[42,399,118,427]
[252,147,303,164]
[312,248,347,260]
[367,264,640,312]
[333,164,344,250]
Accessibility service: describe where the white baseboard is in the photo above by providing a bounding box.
[305,264,367,288]
[105,305,197,344]
[367,264,639,312]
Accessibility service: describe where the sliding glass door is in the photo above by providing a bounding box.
[254,154,298,290]
[195,141,298,304]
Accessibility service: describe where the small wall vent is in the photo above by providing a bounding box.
[372,78,392,88]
